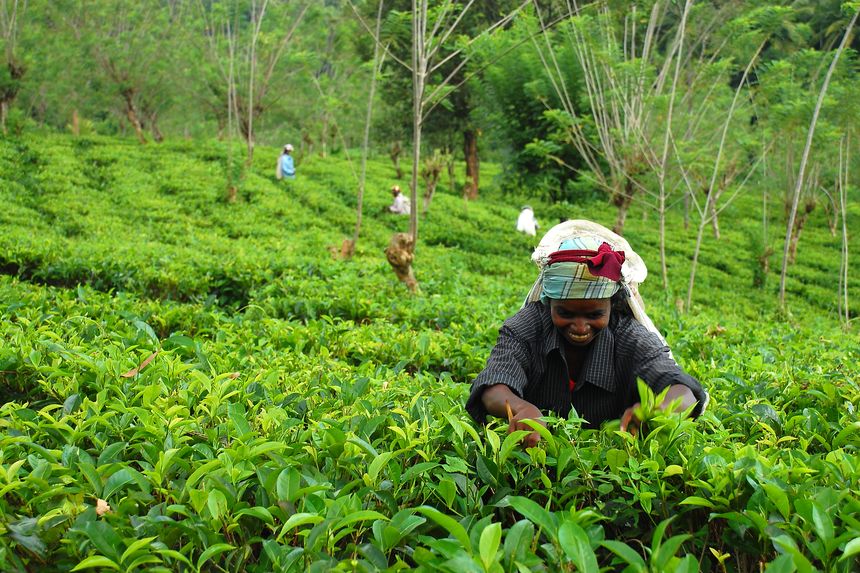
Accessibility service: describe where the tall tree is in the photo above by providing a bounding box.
[778,6,859,309]
[196,0,310,163]
[357,0,525,290]
[344,0,386,258]
[0,0,26,133]
[65,0,184,144]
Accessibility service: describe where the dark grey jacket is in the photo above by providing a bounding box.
[466,302,706,428]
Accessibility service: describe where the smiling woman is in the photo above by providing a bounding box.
[466,221,707,447]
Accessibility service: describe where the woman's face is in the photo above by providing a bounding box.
[550,298,611,347]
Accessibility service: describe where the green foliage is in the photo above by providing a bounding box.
[0,129,858,572]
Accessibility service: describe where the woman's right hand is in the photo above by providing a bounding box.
[508,402,546,447]
[481,385,548,448]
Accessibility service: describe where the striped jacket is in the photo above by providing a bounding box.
[466,302,706,428]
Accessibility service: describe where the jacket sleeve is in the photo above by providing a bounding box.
[465,324,535,424]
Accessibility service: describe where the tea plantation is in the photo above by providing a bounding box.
[1,133,858,572]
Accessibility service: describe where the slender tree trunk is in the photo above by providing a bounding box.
[657,0,692,288]
[71,109,80,136]
[612,177,636,235]
[686,39,765,310]
[683,192,689,230]
[779,9,858,309]
[321,114,329,158]
[390,140,403,179]
[246,0,266,166]
[0,100,8,133]
[446,145,455,192]
[710,198,720,239]
[121,88,147,145]
[788,200,816,263]
[347,0,385,258]
[409,1,425,244]
[838,136,850,326]
[225,17,239,203]
[463,129,479,200]
[659,191,667,285]
[148,111,164,143]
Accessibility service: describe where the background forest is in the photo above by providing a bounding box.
[1,0,860,572]
[3,0,860,310]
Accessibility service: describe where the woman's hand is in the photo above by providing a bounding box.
[481,384,547,447]
[620,384,697,436]
[619,404,642,437]
[508,401,546,447]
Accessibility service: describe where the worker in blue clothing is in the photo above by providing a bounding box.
[276,144,296,180]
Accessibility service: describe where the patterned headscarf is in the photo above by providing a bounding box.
[539,236,626,302]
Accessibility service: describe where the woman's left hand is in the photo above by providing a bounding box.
[620,404,641,436]
[620,385,697,436]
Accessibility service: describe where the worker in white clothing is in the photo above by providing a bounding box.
[516,205,539,236]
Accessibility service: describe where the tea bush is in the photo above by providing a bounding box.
[0,133,858,572]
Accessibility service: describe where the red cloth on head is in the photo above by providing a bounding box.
[547,242,625,282]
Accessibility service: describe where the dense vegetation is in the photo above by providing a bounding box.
[0,133,858,572]
[1,0,859,571]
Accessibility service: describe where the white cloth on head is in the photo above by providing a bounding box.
[516,208,539,236]
[523,219,666,349]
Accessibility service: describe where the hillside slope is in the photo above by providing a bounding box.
[0,133,858,571]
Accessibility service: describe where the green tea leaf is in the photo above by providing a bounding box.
[479,522,501,571]
[414,506,471,552]
[102,468,134,500]
[501,496,557,536]
[679,496,714,509]
[334,510,388,531]
[840,537,860,560]
[227,402,252,437]
[71,556,121,571]
[558,521,598,573]
[236,507,274,525]
[600,540,646,571]
[762,484,790,520]
[196,543,234,570]
[278,513,325,540]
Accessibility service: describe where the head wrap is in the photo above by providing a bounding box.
[539,236,625,301]
[525,218,664,344]
[522,219,709,412]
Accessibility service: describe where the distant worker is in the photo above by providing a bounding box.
[276,144,296,180]
[516,205,539,236]
[388,185,410,215]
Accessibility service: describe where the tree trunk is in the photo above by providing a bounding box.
[390,140,403,179]
[121,88,147,145]
[463,129,479,200]
[788,199,816,264]
[780,8,858,308]
[446,146,455,193]
[385,232,418,292]
[148,111,164,143]
[348,0,385,260]
[320,114,329,158]
[683,191,689,230]
[422,171,440,214]
[71,109,80,136]
[612,178,636,235]
[0,61,24,134]
[0,100,8,134]
[302,132,314,159]
[710,199,720,240]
